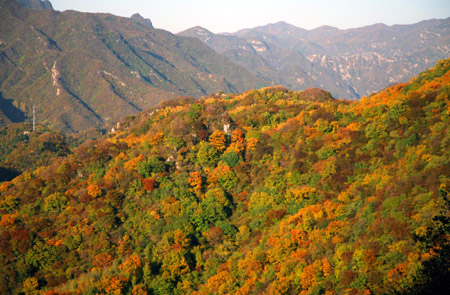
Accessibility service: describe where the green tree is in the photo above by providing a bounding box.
[196,141,219,168]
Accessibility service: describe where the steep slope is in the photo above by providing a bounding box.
[232,19,450,98]
[183,19,450,99]
[0,0,266,132]
[179,26,279,84]
[0,59,449,294]
[0,93,26,128]
[179,26,251,54]
[0,123,76,181]
[130,13,153,29]
[179,27,337,97]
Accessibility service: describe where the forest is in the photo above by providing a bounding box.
[0,59,449,294]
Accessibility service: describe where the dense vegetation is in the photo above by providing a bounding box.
[0,59,449,294]
[0,123,78,182]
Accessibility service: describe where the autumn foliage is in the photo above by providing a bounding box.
[0,59,449,294]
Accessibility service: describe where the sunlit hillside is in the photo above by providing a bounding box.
[0,59,449,294]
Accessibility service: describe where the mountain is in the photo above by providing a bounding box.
[180,19,450,99]
[179,26,337,97]
[0,59,449,294]
[3,1,447,132]
[0,0,266,132]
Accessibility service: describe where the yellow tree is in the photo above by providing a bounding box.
[119,253,142,275]
[189,171,203,195]
[231,129,245,152]
[209,130,227,152]
[22,278,39,295]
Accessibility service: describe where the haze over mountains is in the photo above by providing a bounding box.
[1,1,450,294]
[0,0,449,132]
[179,19,450,100]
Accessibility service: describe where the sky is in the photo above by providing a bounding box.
[50,0,450,34]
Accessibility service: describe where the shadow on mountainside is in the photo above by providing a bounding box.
[0,92,26,124]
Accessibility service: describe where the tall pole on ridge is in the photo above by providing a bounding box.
[32,105,36,132]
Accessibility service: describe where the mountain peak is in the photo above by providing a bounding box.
[178,26,215,38]
[255,21,303,31]
[271,21,292,27]
[232,21,307,38]
[15,0,53,10]
[299,88,334,101]
[130,13,153,28]
[311,25,339,32]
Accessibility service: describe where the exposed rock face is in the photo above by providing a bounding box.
[15,0,53,10]
[180,18,450,99]
[0,0,265,132]
[131,13,153,29]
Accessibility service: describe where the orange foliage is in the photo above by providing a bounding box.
[93,252,114,268]
[322,258,332,277]
[123,134,142,147]
[87,184,102,198]
[188,171,202,194]
[300,264,317,293]
[150,210,161,220]
[173,229,190,249]
[246,137,258,151]
[46,238,64,246]
[209,130,227,152]
[101,275,128,295]
[142,177,156,191]
[205,270,233,294]
[146,132,164,146]
[231,129,245,152]
[132,284,148,295]
[207,165,233,188]
[1,59,450,295]
[124,154,144,171]
[0,181,10,192]
[119,253,142,275]
[42,291,70,295]
[0,213,17,228]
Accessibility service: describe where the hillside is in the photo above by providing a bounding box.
[0,0,266,132]
[179,26,321,95]
[0,59,449,294]
[0,123,79,182]
[180,19,450,99]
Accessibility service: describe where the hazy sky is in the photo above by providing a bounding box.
[50,0,450,34]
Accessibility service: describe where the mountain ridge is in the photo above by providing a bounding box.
[0,0,266,132]
[1,0,449,132]
[180,18,450,99]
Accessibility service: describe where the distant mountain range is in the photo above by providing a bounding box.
[0,0,264,131]
[1,0,449,132]
[179,19,450,99]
